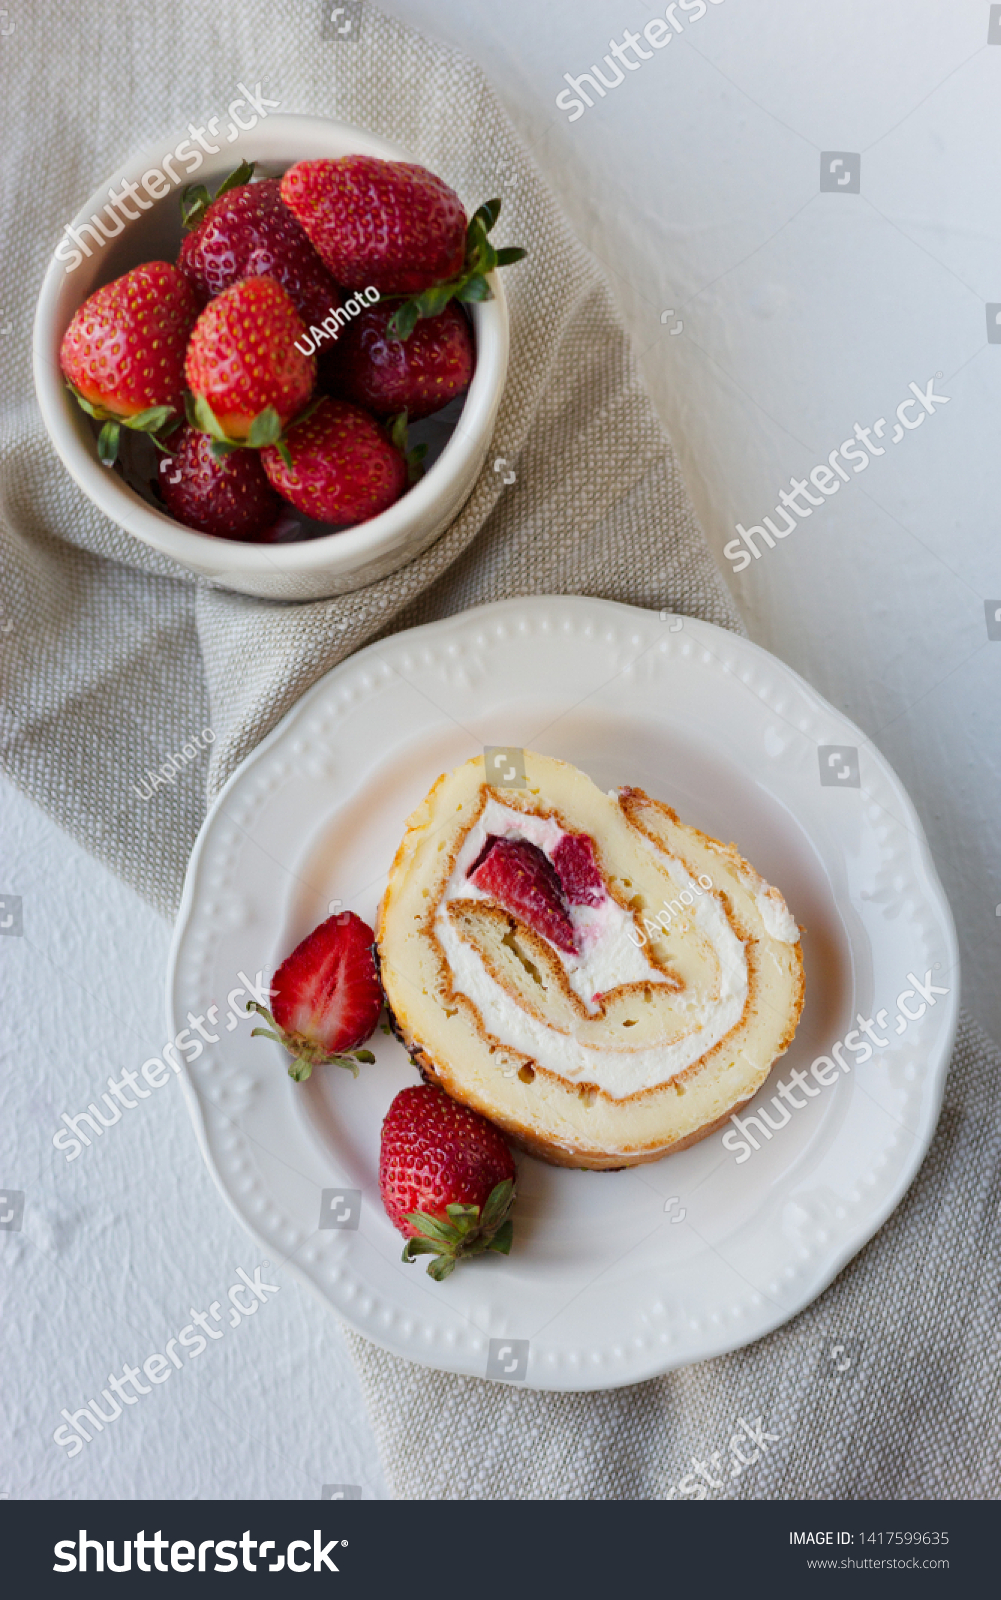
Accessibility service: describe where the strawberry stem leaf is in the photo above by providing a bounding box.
[125,404,177,435]
[186,391,321,465]
[480,1178,515,1229]
[473,198,502,233]
[244,999,373,1082]
[189,390,229,441]
[400,1179,516,1279]
[388,411,408,455]
[427,1254,457,1282]
[180,183,212,231]
[488,1218,514,1255]
[66,381,112,421]
[384,198,526,339]
[181,160,256,231]
[215,158,256,200]
[150,422,182,453]
[97,420,120,467]
[387,411,427,483]
[385,299,422,342]
[246,406,282,449]
[400,1237,442,1260]
[454,276,492,304]
[67,384,178,458]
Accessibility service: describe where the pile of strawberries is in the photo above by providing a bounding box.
[59,156,524,542]
[248,909,516,1282]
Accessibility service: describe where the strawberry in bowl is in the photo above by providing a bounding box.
[282,160,524,340]
[157,426,281,542]
[261,398,425,527]
[178,164,343,328]
[184,274,316,450]
[281,156,467,296]
[38,118,522,596]
[320,300,474,421]
[59,261,201,465]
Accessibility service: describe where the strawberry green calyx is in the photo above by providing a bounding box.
[180,159,256,231]
[388,410,428,484]
[66,383,180,467]
[385,199,527,341]
[401,1179,516,1280]
[244,999,376,1082]
[186,391,323,468]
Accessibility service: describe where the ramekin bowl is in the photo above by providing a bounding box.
[33,114,509,601]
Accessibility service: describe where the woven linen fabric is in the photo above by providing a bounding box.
[2,2,994,1501]
[1,0,740,918]
[351,1012,1001,1500]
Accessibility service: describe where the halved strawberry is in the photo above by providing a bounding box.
[468,836,577,954]
[320,301,474,420]
[247,910,383,1081]
[158,425,281,541]
[184,274,316,450]
[379,1085,516,1280]
[552,832,606,907]
[59,261,202,465]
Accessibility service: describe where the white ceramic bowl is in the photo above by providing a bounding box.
[33,114,509,601]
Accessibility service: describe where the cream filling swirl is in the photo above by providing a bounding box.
[434,799,755,1098]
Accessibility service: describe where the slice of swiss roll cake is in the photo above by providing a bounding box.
[376,751,804,1169]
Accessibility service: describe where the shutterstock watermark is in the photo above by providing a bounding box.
[53,1528,341,1575]
[52,972,271,1162]
[664,1414,780,1498]
[131,727,214,802]
[724,376,950,572]
[53,1262,280,1458]
[556,2,727,122]
[722,970,949,1163]
[52,82,281,274]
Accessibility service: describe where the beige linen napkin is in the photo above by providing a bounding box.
[2,1,996,1499]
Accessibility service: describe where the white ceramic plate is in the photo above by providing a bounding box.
[167,595,959,1391]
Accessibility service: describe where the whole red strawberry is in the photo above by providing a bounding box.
[59,261,202,464]
[280,156,467,296]
[184,274,315,443]
[179,177,343,328]
[261,396,407,525]
[320,301,474,420]
[379,1085,517,1279]
[158,426,281,541]
[247,910,383,1081]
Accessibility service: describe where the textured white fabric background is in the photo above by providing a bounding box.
[2,0,998,1500]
